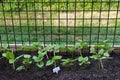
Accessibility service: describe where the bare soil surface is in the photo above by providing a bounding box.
[0,52,120,80]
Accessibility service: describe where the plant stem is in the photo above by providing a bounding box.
[99,58,104,69]
[13,63,15,70]
[54,52,56,67]
[80,50,83,56]
[46,53,49,59]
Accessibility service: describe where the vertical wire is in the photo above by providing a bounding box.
[74,0,76,45]
[74,0,77,56]
[34,0,38,42]
[66,0,68,46]
[1,1,9,48]
[42,0,45,46]
[105,0,111,40]
[90,0,94,46]
[9,2,16,48]
[82,1,85,41]
[97,0,102,43]
[0,35,2,47]
[25,2,31,45]
[50,0,53,44]
[17,0,23,45]
[113,1,119,47]
[58,0,60,44]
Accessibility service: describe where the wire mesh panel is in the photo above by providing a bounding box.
[0,0,120,47]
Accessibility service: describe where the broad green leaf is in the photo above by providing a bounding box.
[67,47,76,52]
[9,59,15,64]
[90,55,99,60]
[54,45,60,52]
[23,54,31,58]
[78,56,84,62]
[31,42,41,48]
[33,56,43,62]
[84,57,89,61]
[103,53,109,57]
[36,62,44,68]
[16,66,25,71]
[2,44,8,49]
[38,51,46,58]
[90,46,96,54]
[16,55,23,60]
[23,58,32,64]
[61,58,75,66]
[52,56,62,61]
[6,51,15,59]
[78,56,88,62]
[2,53,6,57]
[98,49,104,55]
[75,43,80,48]
[46,60,53,66]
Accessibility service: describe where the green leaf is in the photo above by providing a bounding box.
[61,58,75,66]
[31,42,41,48]
[3,51,15,59]
[23,58,32,64]
[16,55,23,60]
[52,56,62,61]
[2,44,8,49]
[103,53,109,57]
[90,46,96,54]
[38,51,46,58]
[78,56,89,62]
[59,44,66,50]
[9,59,15,64]
[23,54,31,58]
[16,66,25,71]
[84,57,89,61]
[79,40,88,48]
[2,53,6,57]
[79,63,83,66]
[90,55,99,60]
[33,56,43,62]
[78,56,84,62]
[54,44,60,52]
[67,47,76,52]
[46,60,54,66]
[36,62,44,68]
[98,49,104,55]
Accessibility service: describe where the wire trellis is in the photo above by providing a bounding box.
[0,0,120,48]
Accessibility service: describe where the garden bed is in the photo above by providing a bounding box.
[0,41,120,80]
[0,52,120,80]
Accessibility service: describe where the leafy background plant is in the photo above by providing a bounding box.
[1,0,117,11]
[16,54,32,71]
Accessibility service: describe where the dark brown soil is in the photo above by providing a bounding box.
[0,53,120,80]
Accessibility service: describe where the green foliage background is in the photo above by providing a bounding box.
[1,0,118,11]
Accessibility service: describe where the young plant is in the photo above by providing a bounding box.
[90,46,110,69]
[2,51,23,70]
[77,56,90,66]
[61,58,75,67]
[17,42,42,51]
[32,50,46,68]
[95,40,114,53]
[1,44,8,51]
[67,46,76,53]
[46,56,62,67]
[16,54,32,71]
[46,44,62,74]
[75,40,88,56]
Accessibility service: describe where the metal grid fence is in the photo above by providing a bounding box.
[0,0,120,47]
